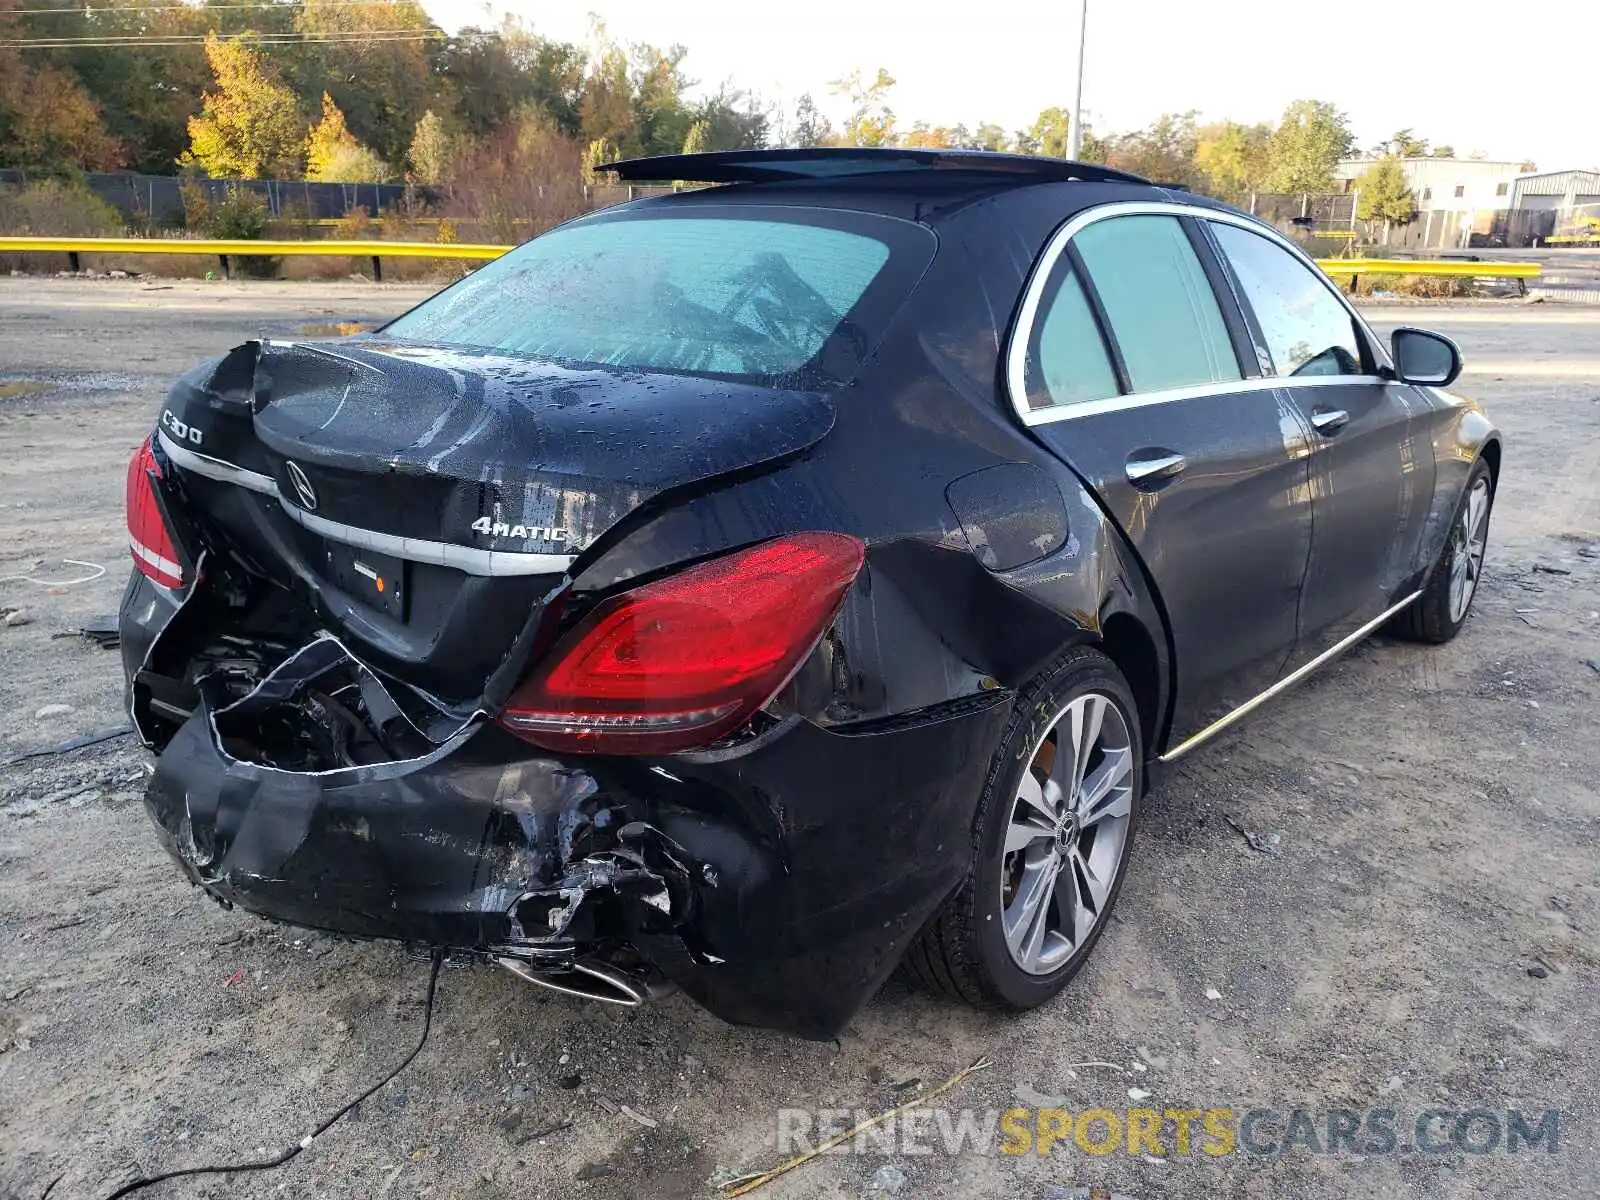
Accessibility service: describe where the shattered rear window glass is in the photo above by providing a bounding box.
[383,208,924,384]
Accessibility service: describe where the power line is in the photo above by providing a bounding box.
[7,1,422,12]
[1,29,443,46]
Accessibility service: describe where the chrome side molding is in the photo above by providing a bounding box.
[1159,589,1424,763]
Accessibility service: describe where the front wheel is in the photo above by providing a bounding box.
[1393,458,1494,644]
[904,646,1142,1010]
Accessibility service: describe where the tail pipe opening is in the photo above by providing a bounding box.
[495,956,651,1007]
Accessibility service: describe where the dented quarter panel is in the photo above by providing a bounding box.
[1410,388,1501,575]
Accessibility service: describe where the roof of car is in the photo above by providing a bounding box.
[602,147,1152,187]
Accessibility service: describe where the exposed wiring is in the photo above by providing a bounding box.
[99,949,444,1200]
[0,559,107,587]
[716,1056,995,1196]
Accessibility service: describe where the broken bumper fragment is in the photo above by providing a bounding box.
[128,573,1011,1038]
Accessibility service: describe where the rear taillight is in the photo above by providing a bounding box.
[126,437,184,589]
[500,532,865,754]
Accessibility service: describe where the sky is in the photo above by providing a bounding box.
[419,0,1593,172]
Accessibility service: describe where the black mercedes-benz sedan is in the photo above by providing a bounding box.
[121,148,1498,1038]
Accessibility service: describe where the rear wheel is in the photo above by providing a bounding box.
[905,647,1142,1010]
[1393,458,1494,644]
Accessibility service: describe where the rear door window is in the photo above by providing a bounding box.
[1024,263,1121,411]
[382,207,934,387]
[1209,223,1365,377]
[1072,215,1242,393]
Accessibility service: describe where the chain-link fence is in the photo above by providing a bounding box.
[1236,190,1600,250]
[0,169,689,230]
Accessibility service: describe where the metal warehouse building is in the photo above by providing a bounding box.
[1509,170,1600,212]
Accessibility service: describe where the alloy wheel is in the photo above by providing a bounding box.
[1448,478,1490,623]
[1000,692,1134,975]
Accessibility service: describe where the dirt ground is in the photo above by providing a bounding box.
[1,279,1596,1200]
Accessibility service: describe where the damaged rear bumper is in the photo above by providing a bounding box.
[126,573,1012,1039]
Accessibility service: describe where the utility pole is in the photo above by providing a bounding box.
[1066,0,1088,160]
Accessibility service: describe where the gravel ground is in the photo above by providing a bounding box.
[1,279,1596,1200]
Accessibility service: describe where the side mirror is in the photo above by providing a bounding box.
[1390,327,1462,387]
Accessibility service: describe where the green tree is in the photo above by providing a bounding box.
[630,42,693,157]
[829,68,895,147]
[686,87,768,151]
[971,122,1009,152]
[1105,111,1200,187]
[902,122,954,149]
[680,119,710,156]
[407,110,452,184]
[1263,99,1353,192]
[789,93,834,148]
[438,22,584,141]
[0,62,121,171]
[1196,120,1271,199]
[1433,144,1457,158]
[306,93,355,179]
[1077,127,1108,164]
[1354,155,1415,232]
[30,0,224,175]
[180,33,303,178]
[578,22,638,154]
[1382,128,1429,156]
[292,0,438,165]
[582,136,619,184]
[1019,107,1071,157]
[315,143,391,182]
[304,93,392,182]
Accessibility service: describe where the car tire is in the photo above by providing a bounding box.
[904,646,1143,1010]
[1392,457,1495,645]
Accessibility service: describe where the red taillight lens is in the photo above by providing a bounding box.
[500,532,865,754]
[126,437,184,589]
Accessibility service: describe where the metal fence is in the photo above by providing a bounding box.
[6,171,1585,251]
[0,169,427,224]
[1245,192,1358,235]
[0,170,687,227]
[1240,191,1600,250]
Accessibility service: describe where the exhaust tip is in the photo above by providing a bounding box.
[496,956,649,1007]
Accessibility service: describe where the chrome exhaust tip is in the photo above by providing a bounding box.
[496,956,649,1007]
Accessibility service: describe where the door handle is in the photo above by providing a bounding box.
[1125,451,1187,486]
[1311,407,1350,435]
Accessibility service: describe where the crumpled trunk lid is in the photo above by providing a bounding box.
[153,337,834,703]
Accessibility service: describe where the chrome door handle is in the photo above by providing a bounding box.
[1311,407,1350,434]
[1125,452,1187,486]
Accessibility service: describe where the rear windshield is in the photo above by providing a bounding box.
[382,205,934,387]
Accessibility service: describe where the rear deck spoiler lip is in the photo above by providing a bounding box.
[156,430,577,578]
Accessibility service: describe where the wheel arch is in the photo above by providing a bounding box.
[1098,611,1164,761]
[1477,434,1502,488]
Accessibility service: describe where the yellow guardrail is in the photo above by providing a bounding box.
[0,236,504,280]
[1316,258,1541,279]
[0,237,1544,287]
[0,236,506,258]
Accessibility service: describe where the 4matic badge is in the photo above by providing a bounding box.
[470,517,571,544]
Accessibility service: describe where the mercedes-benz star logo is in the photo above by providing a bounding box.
[285,460,318,511]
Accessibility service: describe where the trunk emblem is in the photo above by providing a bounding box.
[285,461,318,511]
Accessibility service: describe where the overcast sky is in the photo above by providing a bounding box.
[419,0,1591,171]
